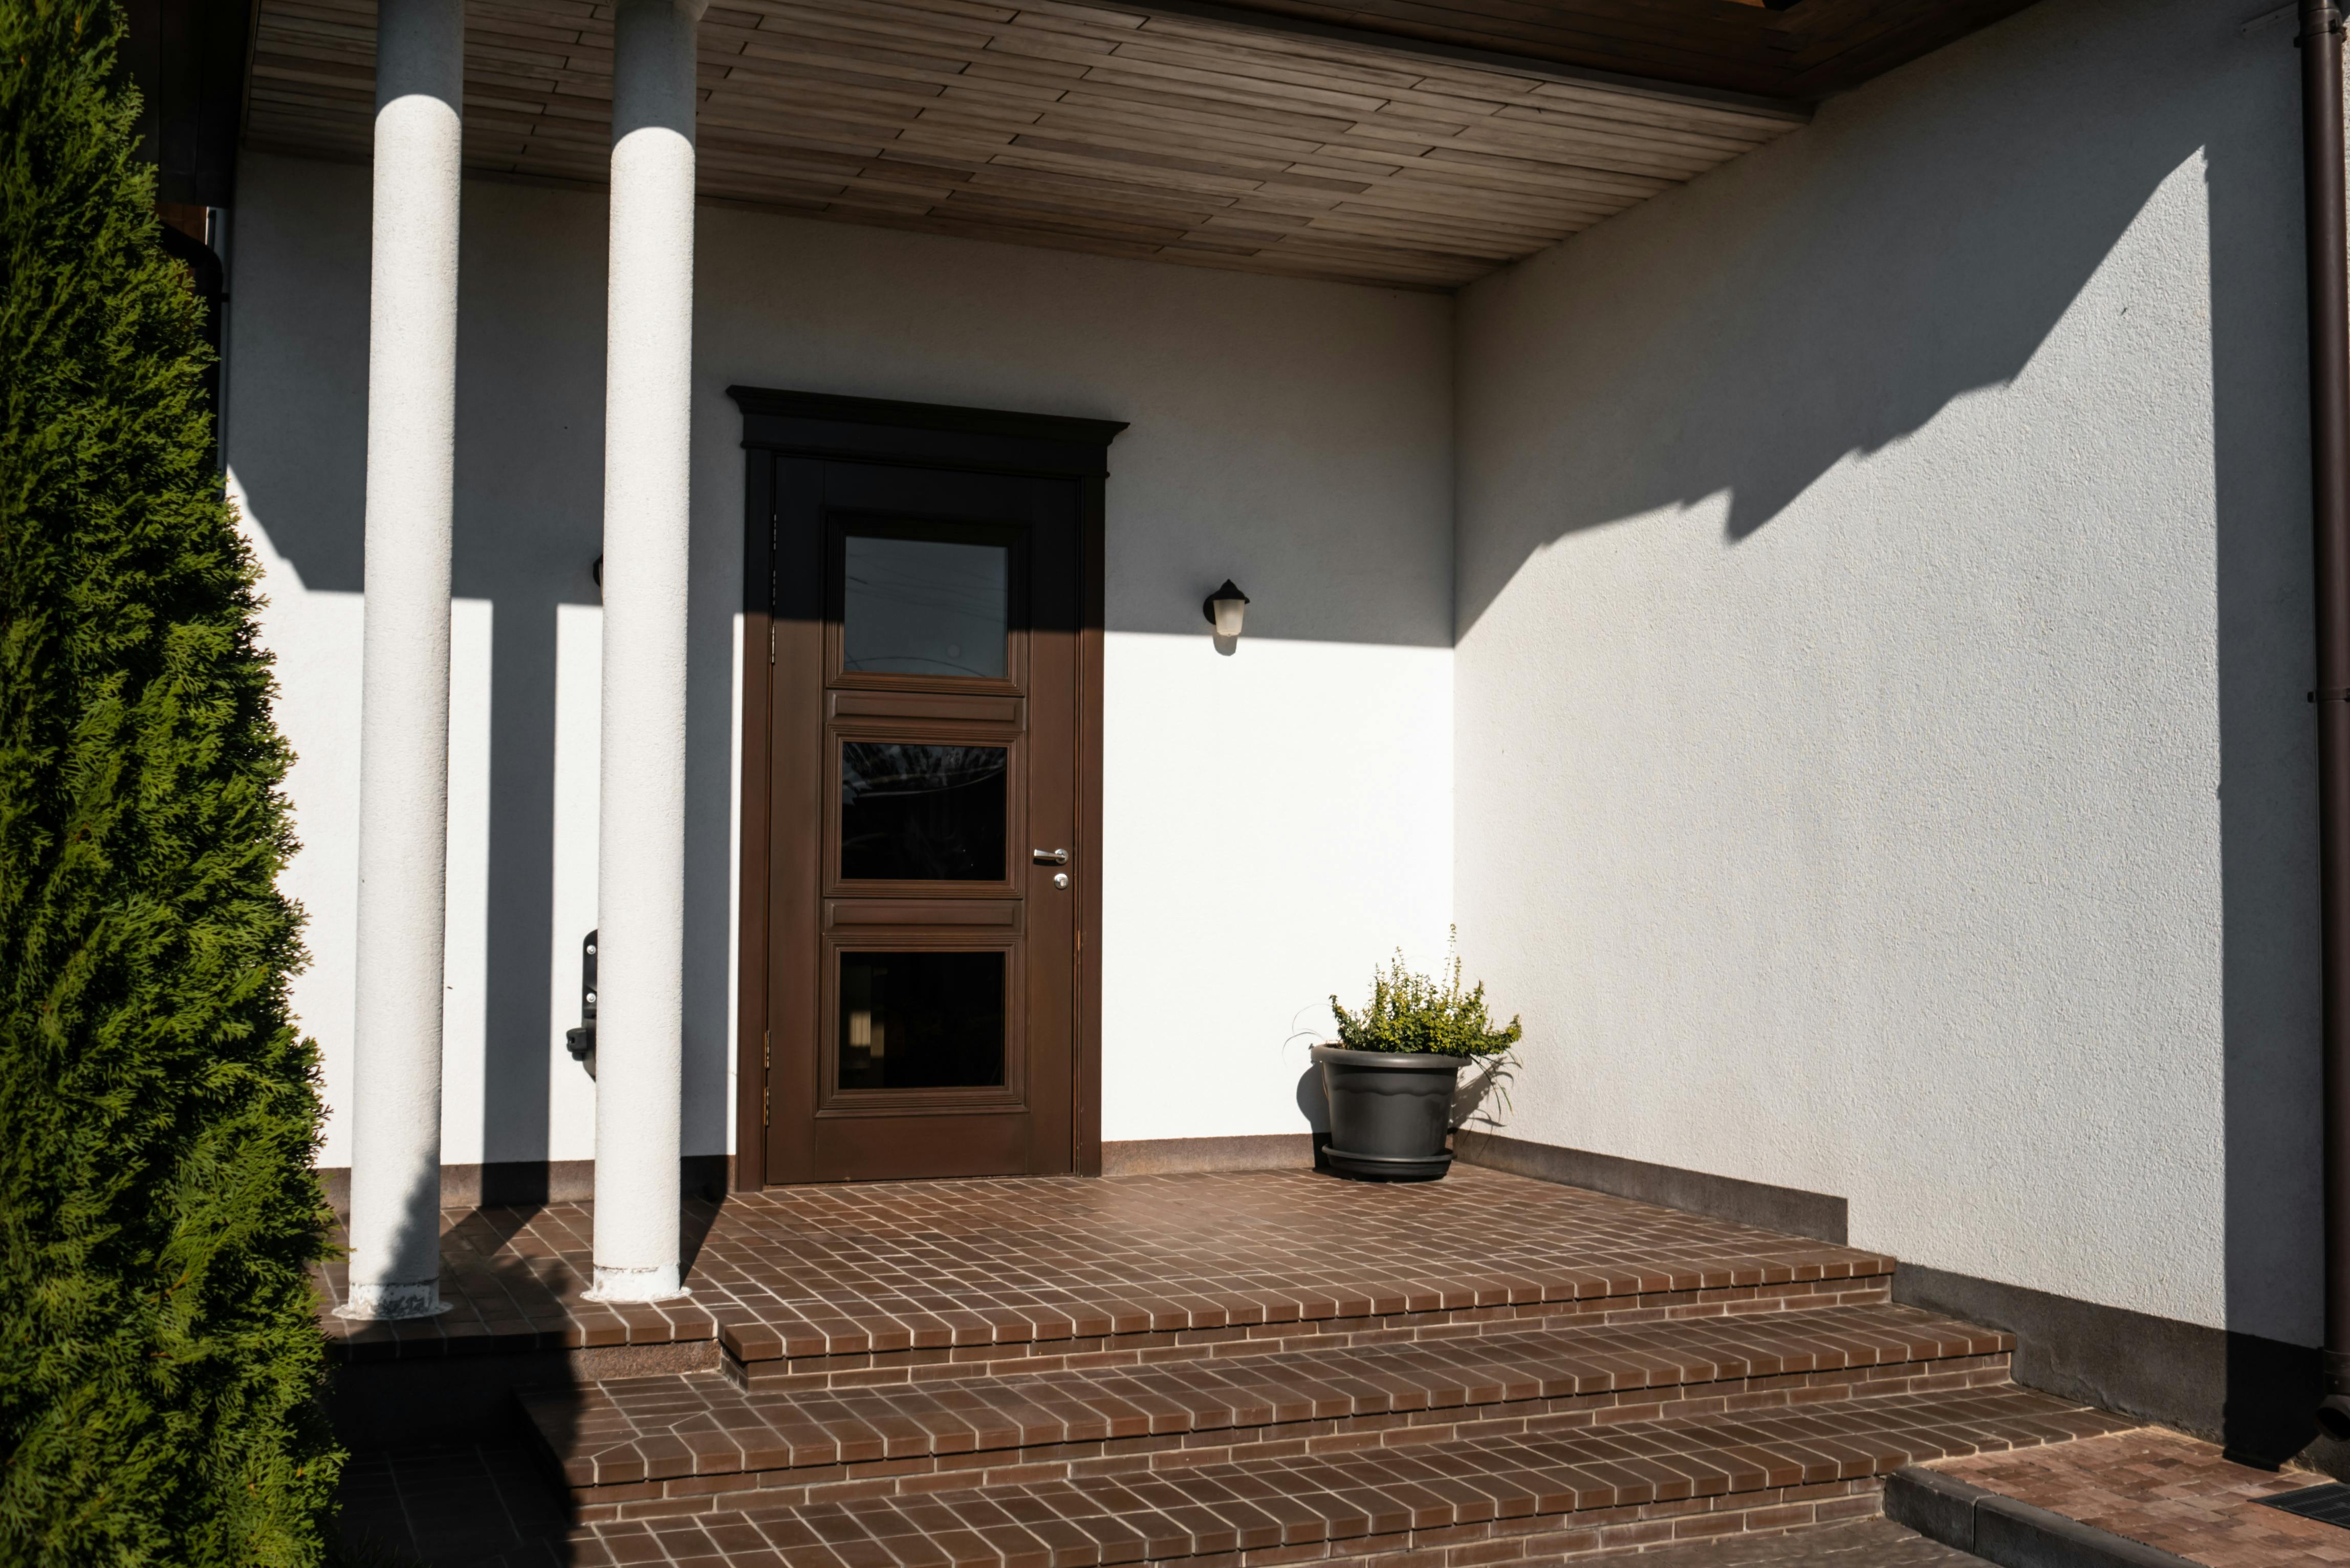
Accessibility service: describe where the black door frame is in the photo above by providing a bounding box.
[727,387,1125,1190]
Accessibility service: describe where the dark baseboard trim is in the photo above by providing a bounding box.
[1100,1135,1316,1175]
[1893,1261,2348,1476]
[1886,1465,2200,1568]
[1450,1129,1848,1244]
[315,1155,732,1214]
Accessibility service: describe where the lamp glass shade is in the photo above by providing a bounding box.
[1204,579,1250,638]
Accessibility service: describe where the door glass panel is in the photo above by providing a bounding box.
[843,533,1009,679]
[839,951,1006,1090]
[840,742,1007,881]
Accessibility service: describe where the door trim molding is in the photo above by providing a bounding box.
[728,387,1125,1189]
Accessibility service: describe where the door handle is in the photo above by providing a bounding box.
[1032,848,1070,865]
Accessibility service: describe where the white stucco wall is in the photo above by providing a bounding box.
[1454,0,2316,1344]
[225,151,1455,1173]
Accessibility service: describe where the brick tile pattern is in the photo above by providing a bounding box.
[321,1202,721,1363]
[526,1304,2011,1516]
[325,1170,2120,1568]
[532,1385,2128,1568]
[1935,1427,2350,1567]
[319,1168,1892,1370]
[1583,1517,1978,1565]
[339,1442,568,1566]
[340,1464,1974,1568]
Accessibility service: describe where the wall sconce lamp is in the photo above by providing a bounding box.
[1203,580,1250,639]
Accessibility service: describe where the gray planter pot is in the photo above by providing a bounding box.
[1312,1044,1463,1182]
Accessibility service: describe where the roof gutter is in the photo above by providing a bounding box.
[2300,0,2350,1445]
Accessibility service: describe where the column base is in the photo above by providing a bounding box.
[334,1280,450,1320]
[584,1262,689,1303]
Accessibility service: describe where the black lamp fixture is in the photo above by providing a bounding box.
[1202,579,1250,639]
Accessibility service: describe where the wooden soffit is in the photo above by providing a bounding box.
[1194,0,2047,103]
[246,0,1826,291]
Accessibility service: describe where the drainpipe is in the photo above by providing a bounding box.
[2301,0,2350,1443]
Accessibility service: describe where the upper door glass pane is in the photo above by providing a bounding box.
[843,533,1009,680]
[840,742,1007,881]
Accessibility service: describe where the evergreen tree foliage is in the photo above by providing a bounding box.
[0,3,339,1562]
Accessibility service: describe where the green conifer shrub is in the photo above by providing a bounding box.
[0,3,340,1562]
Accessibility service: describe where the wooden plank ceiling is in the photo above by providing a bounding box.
[1204,0,2047,102]
[246,0,1817,291]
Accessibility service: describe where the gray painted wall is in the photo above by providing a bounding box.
[1454,0,2317,1351]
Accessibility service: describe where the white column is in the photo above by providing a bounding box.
[342,0,463,1320]
[590,0,703,1303]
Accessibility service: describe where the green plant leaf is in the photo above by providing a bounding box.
[1327,926,1524,1059]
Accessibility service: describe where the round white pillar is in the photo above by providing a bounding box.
[343,0,464,1321]
[590,0,703,1304]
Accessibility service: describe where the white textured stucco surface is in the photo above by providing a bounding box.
[343,0,464,1311]
[587,0,703,1299]
[227,0,2316,1348]
[1454,0,2316,1342]
[226,150,1455,1173]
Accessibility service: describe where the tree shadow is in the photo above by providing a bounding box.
[1458,0,2225,626]
[1454,0,2331,1463]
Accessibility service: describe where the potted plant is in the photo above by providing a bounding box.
[1316,933,1522,1182]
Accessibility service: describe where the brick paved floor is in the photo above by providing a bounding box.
[529,1303,2009,1503]
[319,1169,1894,1370]
[342,1391,2099,1567]
[1933,1426,2350,1566]
[557,1384,2120,1567]
[338,1443,565,1567]
[337,1464,1970,1568]
[1583,1518,1975,1564]
[325,1169,2099,1568]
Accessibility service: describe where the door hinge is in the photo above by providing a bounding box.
[764,1028,770,1070]
[768,622,777,665]
[763,1084,771,1127]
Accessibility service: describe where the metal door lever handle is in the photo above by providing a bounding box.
[1032,848,1070,865]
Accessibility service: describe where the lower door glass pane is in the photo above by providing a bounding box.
[838,950,1006,1090]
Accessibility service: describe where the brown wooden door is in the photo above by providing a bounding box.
[766,456,1080,1182]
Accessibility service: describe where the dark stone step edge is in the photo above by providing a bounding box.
[1884,1464,2201,1568]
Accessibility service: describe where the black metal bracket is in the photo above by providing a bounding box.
[563,929,598,1078]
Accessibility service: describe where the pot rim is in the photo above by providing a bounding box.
[1309,1043,1469,1071]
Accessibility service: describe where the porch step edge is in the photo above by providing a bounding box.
[526,1303,2016,1505]
[1884,1465,2203,1568]
[717,1251,1899,1368]
[564,1384,2137,1558]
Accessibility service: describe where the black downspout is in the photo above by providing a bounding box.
[157,221,226,472]
[2302,0,2350,1444]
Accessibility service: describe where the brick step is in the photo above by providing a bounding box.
[557,1383,2137,1567]
[715,1245,1894,1394]
[525,1302,2015,1522]
[322,1170,1891,1383]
